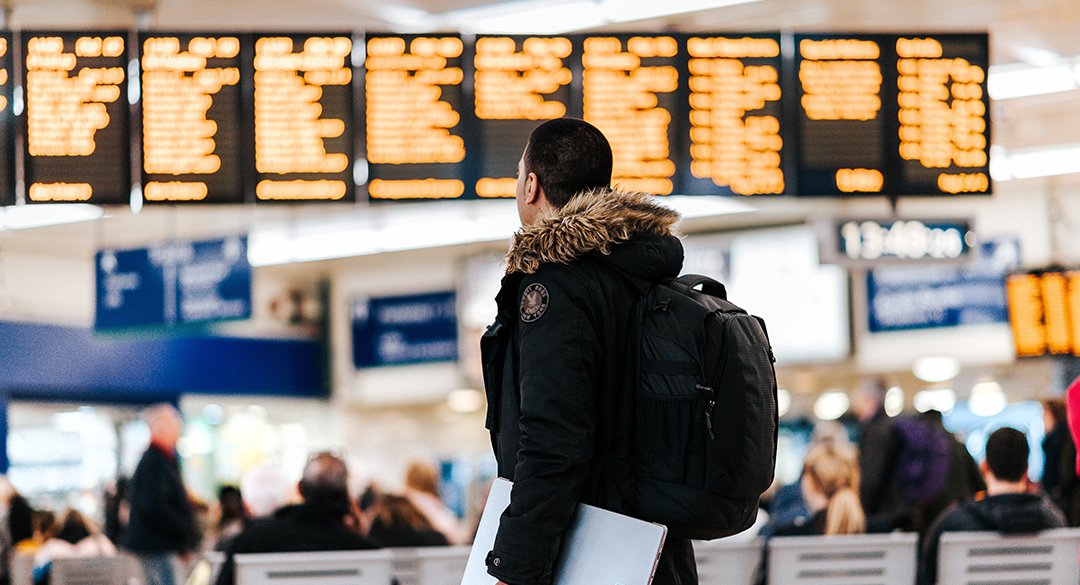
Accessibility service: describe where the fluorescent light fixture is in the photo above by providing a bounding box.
[884,386,905,417]
[776,388,791,418]
[914,388,956,414]
[1000,143,1080,180]
[988,63,1078,100]
[968,380,1007,418]
[249,196,752,266]
[813,391,849,421]
[913,356,960,383]
[441,0,763,34]
[0,204,104,231]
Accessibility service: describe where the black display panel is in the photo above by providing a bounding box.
[893,34,990,195]
[0,33,14,206]
[792,33,892,196]
[23,32,131,204]
[139,34,245,204]
[679,34,787,196]
[579,34,680,196]
[250,33,354,202]
[472,35,573,199]
[364,34,468,201]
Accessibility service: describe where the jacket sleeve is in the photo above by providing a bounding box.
[487,268,600,585]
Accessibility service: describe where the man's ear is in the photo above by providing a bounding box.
[524,172,541,205]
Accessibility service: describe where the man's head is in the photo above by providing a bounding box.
[145,404,183,450]
[298,452,350,510]
[516,118,612,226]
[982,427,1029,489]
[851,378,887,423]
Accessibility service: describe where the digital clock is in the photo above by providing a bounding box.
[826,218,974,264]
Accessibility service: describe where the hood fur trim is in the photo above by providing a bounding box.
[506,188,681,274]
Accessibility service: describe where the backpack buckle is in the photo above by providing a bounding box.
[653,299,671,312]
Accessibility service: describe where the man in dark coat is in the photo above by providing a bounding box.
[481,118,695,585]
[918,427,1066,585]
[852,379,906,529]
[123,404,199,585]
[215,452,380,585]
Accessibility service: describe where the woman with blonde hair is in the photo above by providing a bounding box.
[403,459,463,544]
[775,442,866,536]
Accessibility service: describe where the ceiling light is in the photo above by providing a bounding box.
[914,388,956,414]
[988,63,1078,100]
[813,391,849,421]
[1,204,104,231]
[968,381,1007,417]
[884,386,905,417]
[447,388,486,414]
[776,388,791,418]
[913,356,960,383]
[599,0,762,23]
[1003,143,1080,180]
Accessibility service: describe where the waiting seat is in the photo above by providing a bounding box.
[391,546,471,585]
[937,528,1080,585]
[694,537,762,585]
[767,532,917,585]
[10,553,34,585]
[234,550,394,585]
[50,555,142,585]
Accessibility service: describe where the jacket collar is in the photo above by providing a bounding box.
[505,187,680,275]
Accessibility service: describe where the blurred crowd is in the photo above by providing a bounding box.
[0,376,1076,585]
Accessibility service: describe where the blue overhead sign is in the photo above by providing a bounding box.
[352,291,458,368]
[867,238,1021,333]
[96,236,251,330]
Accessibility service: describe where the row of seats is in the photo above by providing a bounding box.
[12,528,1080,585]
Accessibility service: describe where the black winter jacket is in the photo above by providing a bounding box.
[482,188,696,585]
[123,445,199,554]
[918,492,1066,585]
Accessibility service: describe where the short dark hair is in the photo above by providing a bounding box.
[985,427,1029,482]
[524,118,612,208]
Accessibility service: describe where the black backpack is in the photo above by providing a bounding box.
[630,275,778,540]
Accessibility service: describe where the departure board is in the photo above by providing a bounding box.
[894,35,990,195]
[473,36,573,199]
[0,33,13,206]
[682,34,786,196]
[140,34,244,204]
[365,34,467,201]
[582,35,679,196]
[23,32,130,204]
[793,34,889,196]
[252,34,353,202]
[1006,270,1080,358]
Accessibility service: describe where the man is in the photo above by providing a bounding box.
[481,118,694,585]
[918,427,1066,585]
[851,379,905,528]
[215,452,380,585]
[124,404,199,585]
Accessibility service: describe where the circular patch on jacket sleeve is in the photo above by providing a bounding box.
[519,283,549,323]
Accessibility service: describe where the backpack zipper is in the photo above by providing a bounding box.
[697,384,716,440]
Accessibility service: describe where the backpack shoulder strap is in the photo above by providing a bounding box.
[672,274,727,299]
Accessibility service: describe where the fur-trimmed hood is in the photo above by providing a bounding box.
[506,188,683,277]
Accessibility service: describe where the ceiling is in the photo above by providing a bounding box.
[0,0,1077,260]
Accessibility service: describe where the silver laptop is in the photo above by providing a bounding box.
[462,478,667,585]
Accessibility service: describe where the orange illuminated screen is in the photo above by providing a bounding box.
[253,36,352,201]
[473,36,571,198]
[141,36,241,202]
[583,36,678,196]
[896,37,989,195]
[799,37,884,193]
[0,35,12,207]
[1007,271,1080,357]
[24,34,128,203]
[687,36,784,196]
[366,36,466,200]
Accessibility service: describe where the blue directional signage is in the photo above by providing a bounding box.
[96,236,251,330]
[867,238,1020,332]
[352,291,458,368]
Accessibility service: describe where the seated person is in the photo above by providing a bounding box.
[32,510,116,585]
[367,494,450,547]
[919,427,1066,585]
[215,452,380,585]
[772,442,866,536]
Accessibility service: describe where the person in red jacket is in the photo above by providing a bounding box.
[1067,374,1080,477]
